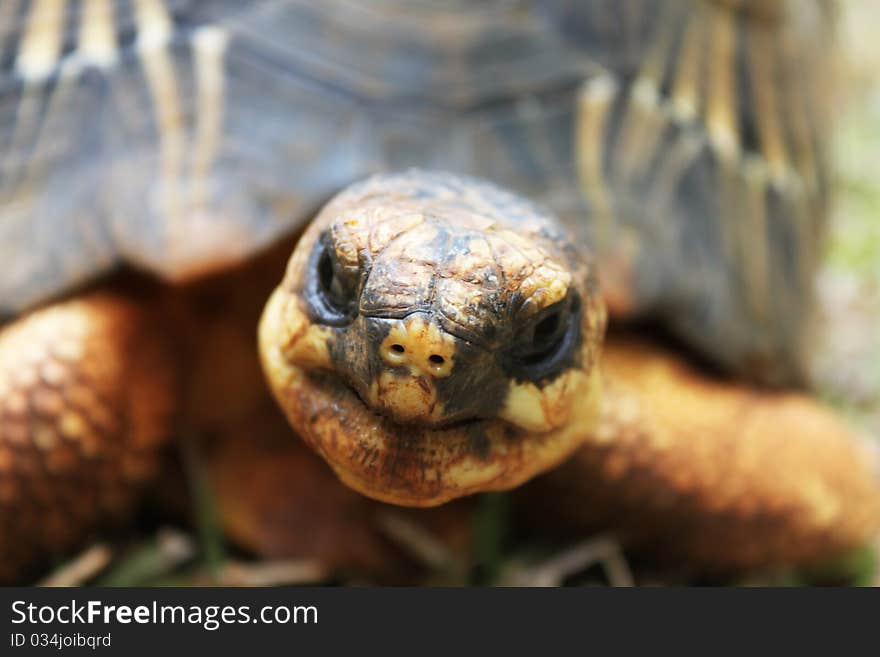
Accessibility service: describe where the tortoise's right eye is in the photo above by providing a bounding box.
[502,293,581,383]
[306,233,358,325]
[317,247,347,306]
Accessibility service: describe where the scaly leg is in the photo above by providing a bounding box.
[519,334,880,572]
[0,293,175,583]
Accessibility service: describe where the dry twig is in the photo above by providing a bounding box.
[38,544,113,587]
[506,535,634,587]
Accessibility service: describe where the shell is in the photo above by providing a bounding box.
[0,0,833,383]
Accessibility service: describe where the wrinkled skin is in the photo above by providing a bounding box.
[260,172,605,506]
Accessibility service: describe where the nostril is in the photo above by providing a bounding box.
[425,353,451,377]
[383,342,408,365]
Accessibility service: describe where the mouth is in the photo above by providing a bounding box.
[346,375,485,430]
[259,287,600,506]
[274,363,597,507]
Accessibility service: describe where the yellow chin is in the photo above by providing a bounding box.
[259,286,602,506]
[500,368,591,432]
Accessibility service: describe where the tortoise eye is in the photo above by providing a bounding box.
[532,310,563,354]
[317,247,349,308]
[503,293,580,382]
[307,232,358,325]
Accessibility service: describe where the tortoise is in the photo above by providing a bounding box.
[0,0,878,583]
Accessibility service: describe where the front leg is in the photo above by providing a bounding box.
[0,293,176,583]
[519,334,880,572]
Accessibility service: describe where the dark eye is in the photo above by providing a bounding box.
[306,232,358,325]
[503,293,580,382]
[532,311,562,356]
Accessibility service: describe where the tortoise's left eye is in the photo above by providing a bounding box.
[306,232,358,325]
[502,293,580,382]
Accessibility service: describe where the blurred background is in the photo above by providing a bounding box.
[816,1,880,445]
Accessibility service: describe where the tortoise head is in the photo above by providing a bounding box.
[259,171,606,506]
